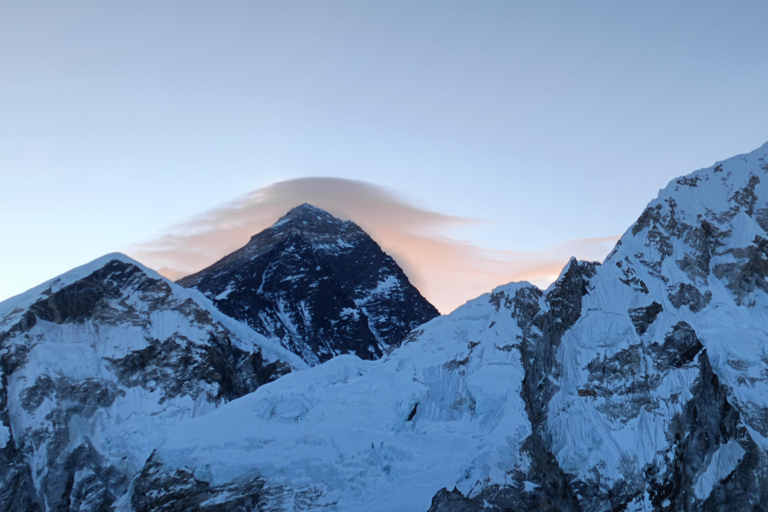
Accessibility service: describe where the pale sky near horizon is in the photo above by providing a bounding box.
[1,1,767,311]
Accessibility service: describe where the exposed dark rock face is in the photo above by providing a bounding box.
[178,204,439,365]
[130,456,265,512]
[510,260,596,512]
[714,235,768,301]
[675,219,726,282]
[0,366,42,512]
[616,257,650,294]
[427,488,477,512]
[668,283,712,313]
[106,333,288,403]
[645,346,767,511]
[629,301,663,335]
[651,321,704,371]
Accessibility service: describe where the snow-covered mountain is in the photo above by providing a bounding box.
[0,254,304,511]
[120,141,768,511]
[536,142,768,511]
[178,203,439,365]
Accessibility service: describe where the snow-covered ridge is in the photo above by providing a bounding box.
[0,253,304,510]
[0,253,137,327]
[544,141,768,510]
[120,280,541,512]
[1,253,305,369]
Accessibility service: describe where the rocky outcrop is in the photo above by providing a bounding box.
[427,260,598,512]
[127,456,265,512]
[645,347,765,511]
[0,365,41,512]
[178,204,439,365]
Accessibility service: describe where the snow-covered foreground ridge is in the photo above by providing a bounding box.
[119,141,768,511]
[0,254,305,511]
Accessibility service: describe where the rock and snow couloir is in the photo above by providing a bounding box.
[121,142,768,511]
[178,203,440,366]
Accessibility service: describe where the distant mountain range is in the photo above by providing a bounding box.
[2,142,768,511]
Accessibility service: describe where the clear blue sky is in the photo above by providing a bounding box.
[1,1,767,304]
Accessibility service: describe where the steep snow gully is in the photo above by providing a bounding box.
[3,142,768,511]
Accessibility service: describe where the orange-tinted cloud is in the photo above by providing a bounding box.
[130,177,618,313]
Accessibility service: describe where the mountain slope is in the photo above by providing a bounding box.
[118,279,540,512]
[0,254,304,511]
[122,141,768,511]
[178,204,439,365]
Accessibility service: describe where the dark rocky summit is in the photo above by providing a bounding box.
[178,204,439,365]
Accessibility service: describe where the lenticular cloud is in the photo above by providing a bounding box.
[131,176,615,312]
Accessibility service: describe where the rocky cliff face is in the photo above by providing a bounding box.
[178,204,439,365]
[122,142,768,511]
[0,254,303,511]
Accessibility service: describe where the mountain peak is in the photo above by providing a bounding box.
[268,203,348,233]
[283,203,333,218]
[179,204,439,365]
[0,252,149,323]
